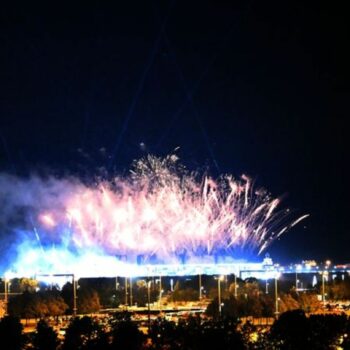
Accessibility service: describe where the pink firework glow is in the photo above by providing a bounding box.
[29,154,308,261]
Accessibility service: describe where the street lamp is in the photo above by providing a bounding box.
[217,275,224,317]
[274,272,281,319]
[147,280,151,331]
[158,276,162,312]
[295,264,302,293]
[72,274,78,318]
[115,276,119,290]
[234,273,238,297]
[322,271,328,307]
[3,278,10,317]
[124,277,128,309]
[129,277,133,307]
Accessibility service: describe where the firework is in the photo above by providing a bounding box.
[0,154,308,277]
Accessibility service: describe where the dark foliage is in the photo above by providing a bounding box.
[8,290,68,319]
[0,316,26,350]
[62,316,106,350]
[149,316,244,350]
[32,319,59,350]
[111,318,145,350]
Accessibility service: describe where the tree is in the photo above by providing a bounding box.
[237,294,264,317]
[45,292,68,319]
[111,318,145,350]
[308,314,348,349]
[8,290,68,319]
[206,296,240,319]
[149,317,245,350]
[279,293,299,313]
[8,278,38,293]
[62,316,105,350]
[78,289,101,314]
[269,309,311,349]
[27,294,49,318]
[130,284,158,307]
[296,292,321,313]
[206,293,269,319]
[193,318,244,350]
[9,292,48,319]
[0,316,26,350]
[259,293,275,317]
[171,287,199,302]
[238,280,261,298]
[328,278,350,300]
[61,282,74,313]
[241,321,259,348]
[32,319,59,350]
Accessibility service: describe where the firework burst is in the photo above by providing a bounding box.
[0,154,308,277]
[41,154,306,258]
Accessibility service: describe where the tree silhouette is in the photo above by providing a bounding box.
[32,319,59,350]
[110,313,145,350]
[8,290,68,320]
[308,314,348,349]
[0,316,26,350]
[149,316,245,350]
[78,289,101,314]
[270,309,311,349]
[327,277,350,300]
[296,292,321,313]
[62,316,104,350]
[279,293,299,314]
[171,287,199,302]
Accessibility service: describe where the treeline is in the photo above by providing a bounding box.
[3,275,350,318]
[4,278,160,318]
[1,310,350,349]
[8,288,101,319]
[168,274,350,305]
[206,280,321,318]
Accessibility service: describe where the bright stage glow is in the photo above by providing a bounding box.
[8,247,270,278]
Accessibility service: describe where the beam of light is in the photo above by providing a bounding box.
[1,154,308,277]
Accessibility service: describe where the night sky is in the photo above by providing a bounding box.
[0,2,348,263]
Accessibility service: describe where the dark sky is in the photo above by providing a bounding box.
[0,2,348,263]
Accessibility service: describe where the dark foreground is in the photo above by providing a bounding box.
[1,310,350,350]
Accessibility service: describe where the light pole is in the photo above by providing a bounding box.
[234,274,238,298]
[265,279,269,294]
[147,280,151,331]
[295,264,302,293]
[199,274,202,300]
[217,275,224,317]
[72,275,78,318]
[274,272,280,319]
[125,277,128,308]
[3,278,9,317]
[158,276,162,312]
[129,277,133,307]
[322,271,328,307]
